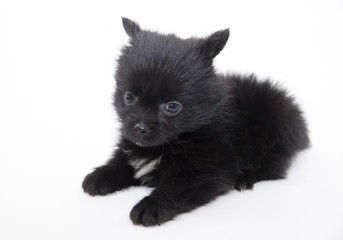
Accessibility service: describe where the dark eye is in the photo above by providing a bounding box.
[164,101,182,115]
[124,91,136,104]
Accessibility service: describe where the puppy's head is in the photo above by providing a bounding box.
[114,18,230,147]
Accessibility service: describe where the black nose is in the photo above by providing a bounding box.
[134,123,149,134]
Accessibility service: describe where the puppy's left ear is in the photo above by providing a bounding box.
[122,17,141,38]
[199,29,230,59]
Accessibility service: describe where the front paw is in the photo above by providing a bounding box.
[234,174,256,191]
[82,166,118,196]
[130,197,174,226]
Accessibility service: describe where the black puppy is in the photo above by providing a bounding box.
[82,18,309,226]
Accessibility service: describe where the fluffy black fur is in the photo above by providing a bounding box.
[82,18,309,226]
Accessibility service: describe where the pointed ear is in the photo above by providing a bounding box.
[199,29,230,59]
[122,17,141,38]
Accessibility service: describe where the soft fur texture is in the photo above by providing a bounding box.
[82,18,309,226]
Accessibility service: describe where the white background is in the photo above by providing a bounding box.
[0,0,342,239]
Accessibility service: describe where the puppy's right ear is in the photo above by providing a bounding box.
[122,17,141,38]
[199,29,230,59]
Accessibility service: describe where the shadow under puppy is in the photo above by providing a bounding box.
[82,18,309,226]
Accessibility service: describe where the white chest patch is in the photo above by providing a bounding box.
[129,156,161,182]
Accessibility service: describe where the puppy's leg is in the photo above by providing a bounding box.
[82,149,139,196]
[130,173,233,226]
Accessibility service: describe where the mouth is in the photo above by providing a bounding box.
[123,130,154,147]
[134,141,143,147]
[129,135,163,147]
[132,139,159,147]
[122,127,166,147]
